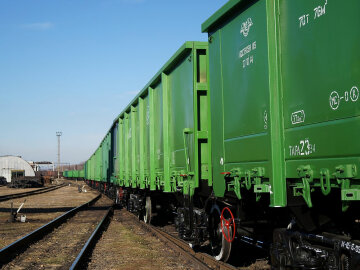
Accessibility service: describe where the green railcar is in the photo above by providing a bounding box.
[201,0,360,267]
[84,162,88,179]
[87,157,92,180]
[203,0,275,203]
[117,41,210,195]
[102,133,111,182]
[88,41,210,196]
[91,155,95,181]
[203,0,360,209]
[95,147,102,181]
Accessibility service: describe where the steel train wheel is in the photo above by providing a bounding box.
[143,196,152,224]
[209,204,232,262]
[115,188,120,204]
[340,254,350,270]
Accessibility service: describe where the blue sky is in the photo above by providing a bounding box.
[0,0,227,165]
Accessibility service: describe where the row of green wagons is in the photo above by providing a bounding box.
[67,0,360,268]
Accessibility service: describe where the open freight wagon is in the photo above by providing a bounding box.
[201,0,360,267]
[85,41,211,198]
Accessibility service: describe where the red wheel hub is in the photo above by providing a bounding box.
[220,207,235,243]
[117,188,124,200]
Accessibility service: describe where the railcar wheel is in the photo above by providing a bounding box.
[209,204,232,262]
[143,196,152,224]
[115,188,120,204]
[340,254,350,270]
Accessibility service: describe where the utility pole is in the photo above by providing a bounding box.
[56,132,62,179]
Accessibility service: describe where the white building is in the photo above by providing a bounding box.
[0,156,35,183]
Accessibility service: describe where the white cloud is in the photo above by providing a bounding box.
[21,22,54,30]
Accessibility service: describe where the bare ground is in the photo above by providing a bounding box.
[0,186,40,196]
[1,195,113,270]
[0,181,98,248]
[87,209,202,270]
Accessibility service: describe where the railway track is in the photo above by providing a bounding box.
[124,210,270,270]
[0,194,113,269]
[0,184,66,202]
[69,206,113,270]
[0,182,263,270]
[124,211,237,270]
[81,183,269,269]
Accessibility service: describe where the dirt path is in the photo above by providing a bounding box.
[87,209,202,270]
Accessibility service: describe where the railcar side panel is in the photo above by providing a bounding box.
[205,0,274,200]
[169,50,195,177]
[111,123,118,184]
[279,0,360,207]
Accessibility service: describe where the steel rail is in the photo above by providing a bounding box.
[125,212,237,270]
[148,224,237,270]
[86,182,237,270]
[69,205,114,270]
[0,194,101,265]
[125,212,211,270]
[0,184,66,202]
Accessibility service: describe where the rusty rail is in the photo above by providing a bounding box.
[127,212,237,270]
[0,194,101,265]
[0,184,66,202]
